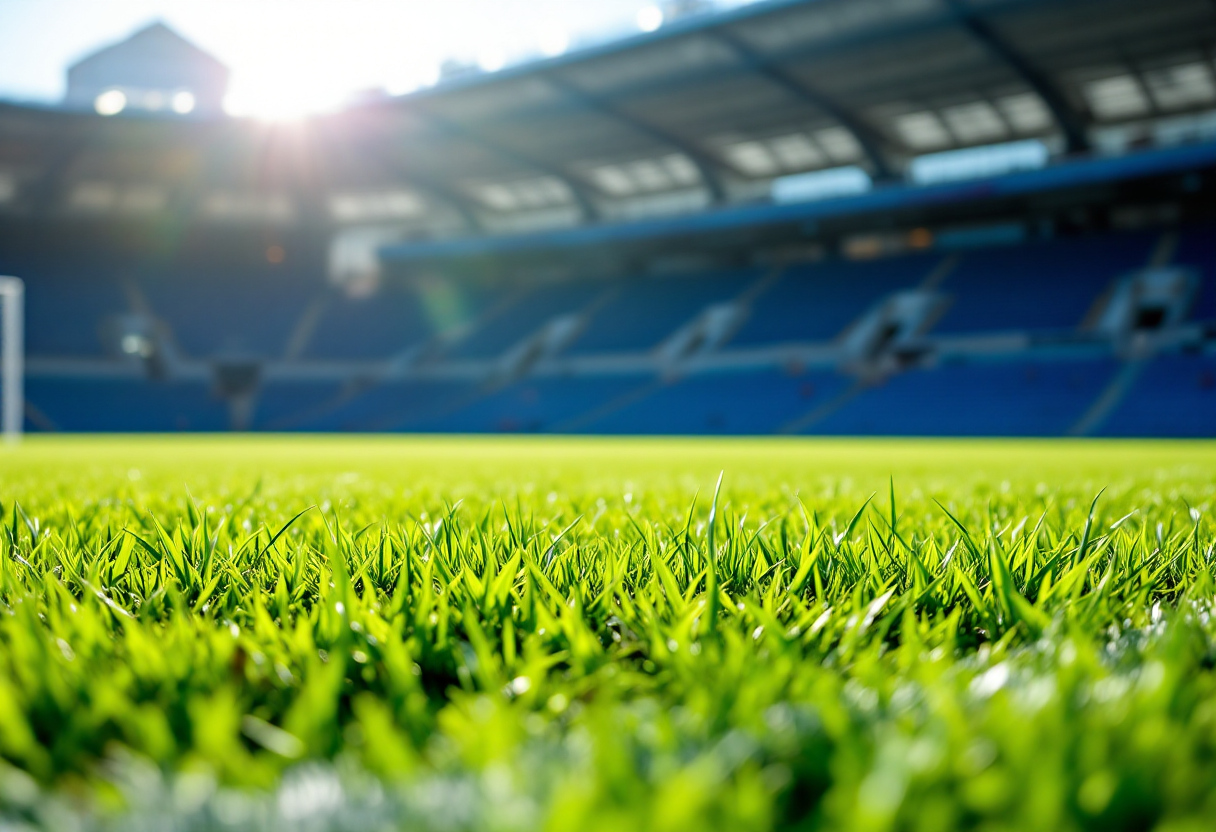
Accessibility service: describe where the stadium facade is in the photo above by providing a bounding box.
[0,0,1213,436]
[64,22,228,117]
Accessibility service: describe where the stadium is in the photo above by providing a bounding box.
[2,0,1213,436]
[0,0,1215,829]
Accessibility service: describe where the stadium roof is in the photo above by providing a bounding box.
[381,139,1216,265]
[1,0,1214,232]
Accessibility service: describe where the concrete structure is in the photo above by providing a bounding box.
[64,22,228,117]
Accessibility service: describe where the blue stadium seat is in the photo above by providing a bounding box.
[446,281,608,359]
[20,268,128,357]
[729,254,939,347]
[302,290,434,360]
[1175,222,1216,323]
[932,232,1158,334]
[809,357,1119,436]
[252,380,348,429]
[26,378,228,432]
[265,379,479,432]
[565,268,760,355]
[422,375,648,432]
[1099,353,1216,437]
[12,222,1209,437]
[582,368,851,434]
[137,271,320,358]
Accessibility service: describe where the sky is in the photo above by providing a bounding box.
[0,0,714,117]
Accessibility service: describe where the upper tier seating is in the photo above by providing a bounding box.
[300,290,433,360]
[138,269,321,358]
[729,254,940,347]
[931,232,1159,335]
[8,263,128,357]
[1175,223,1216,323]
[446,281,609,359]
[565,268,761,355]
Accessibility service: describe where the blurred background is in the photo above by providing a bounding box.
[0,0,1212,436]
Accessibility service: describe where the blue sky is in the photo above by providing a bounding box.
[0,0,694,115]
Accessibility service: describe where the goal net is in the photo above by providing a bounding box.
[0,277,22,442]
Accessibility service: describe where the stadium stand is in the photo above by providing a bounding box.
[300,290,434,361]
[2,0,1215,437]
[582,369,852,435]
[26,270,128,357]
[930,232,1160,335]
[26,378,228,432]
[730,255,940,346]
[1177,223,1216,323]
[810,355,1121,437]
[444,281,608,359]
[136,270,320,358]
[1099,352,1216,437]
[251,380,349,429]
[565,267,762,355]
[409,376,646,433]
[264,379,477,432]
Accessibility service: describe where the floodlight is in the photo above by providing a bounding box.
[540,30,570,57]
[94,89,127,116]
[636,6,664,32]
[478,51,506,73]
[172,91,196,114]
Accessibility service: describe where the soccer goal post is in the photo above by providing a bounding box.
[0,277,22,442]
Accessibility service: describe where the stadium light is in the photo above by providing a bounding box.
[172,91,196,114]
[94,89,127,116]
[478,51,507,73]
[636,5,664,33]
[388,64,442,96]
[120,333,153,358]
[539,29,570,58]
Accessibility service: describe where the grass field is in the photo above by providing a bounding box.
[1,436,1215,831]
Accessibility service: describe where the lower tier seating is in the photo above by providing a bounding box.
[1099,353,1216,437]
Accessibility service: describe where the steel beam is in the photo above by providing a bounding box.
[944,0,1090,153]
[711,30,899,181]
[367,155,486,233]
[541,73,730,203]
[410,104,601,221]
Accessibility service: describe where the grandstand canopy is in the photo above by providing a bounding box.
[1,0,1214,234]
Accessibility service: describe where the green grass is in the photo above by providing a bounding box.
[1,436,1215,831]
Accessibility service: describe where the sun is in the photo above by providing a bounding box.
[223,61,353,120]
[216,14,435,120]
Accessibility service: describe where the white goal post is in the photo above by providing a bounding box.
[0,277,22,442]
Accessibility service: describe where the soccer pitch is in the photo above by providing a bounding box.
[2,436,1215,831]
